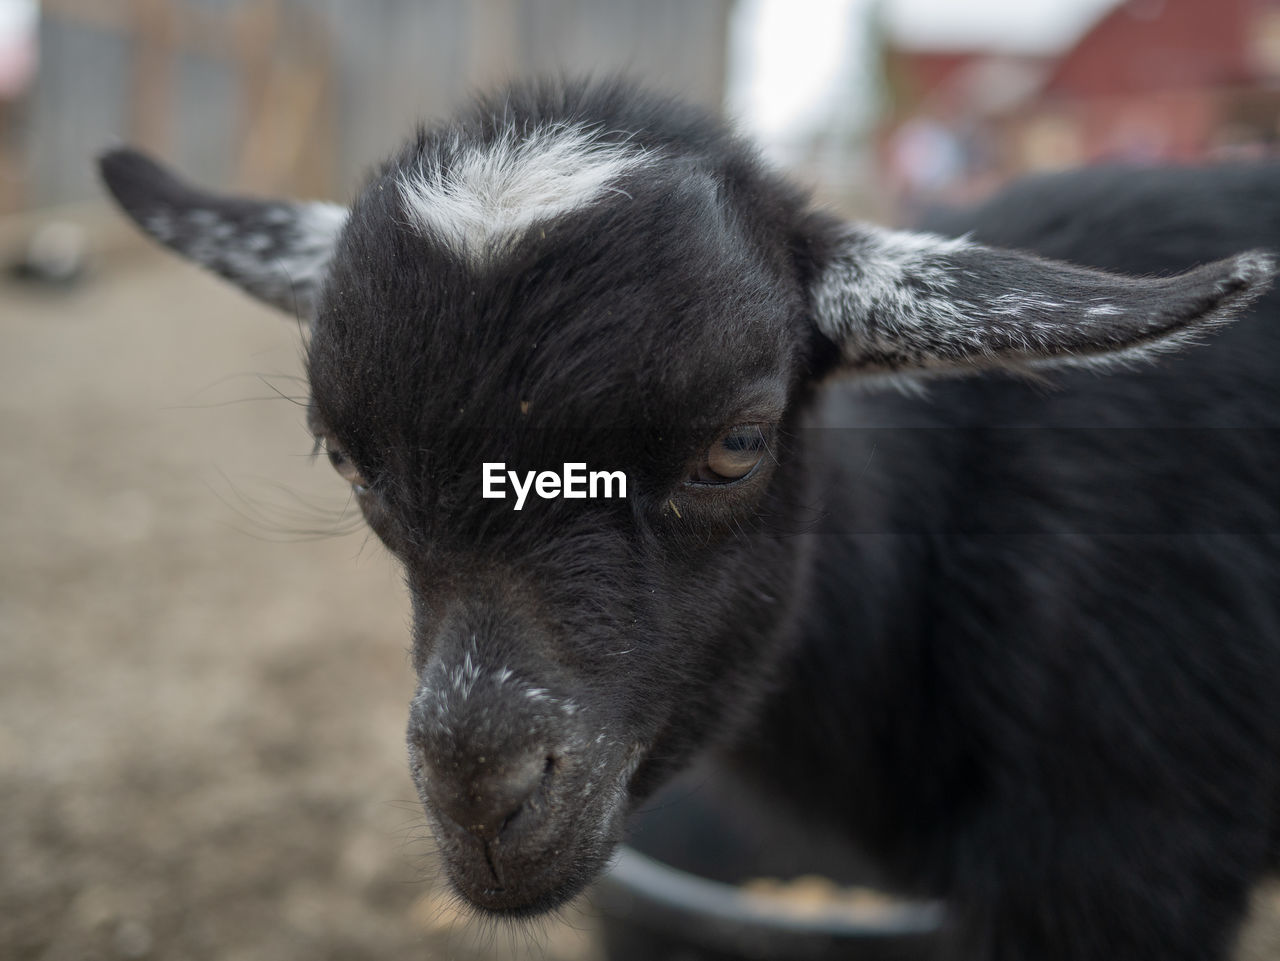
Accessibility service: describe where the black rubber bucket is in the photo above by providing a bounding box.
[589,766,943,961]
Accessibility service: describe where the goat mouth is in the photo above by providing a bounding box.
[427,744,644,915]
[432,797,621,915]
[444,839,603,916]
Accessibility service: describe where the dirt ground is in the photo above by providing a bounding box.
[3,239,1280,961]
[0,244,597,961]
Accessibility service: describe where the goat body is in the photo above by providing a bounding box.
[99,80,1280,960]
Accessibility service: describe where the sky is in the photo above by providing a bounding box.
[0,0,33,39]
[884,0,1121,53]
[0,0,34,96]
[727,0,1122,152]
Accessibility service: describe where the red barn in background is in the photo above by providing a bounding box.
[880,0,1280,215]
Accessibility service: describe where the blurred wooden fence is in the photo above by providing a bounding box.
[39,0,333,199]
[22,0,734,211]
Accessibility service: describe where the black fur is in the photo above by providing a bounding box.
[99,80,1280,959]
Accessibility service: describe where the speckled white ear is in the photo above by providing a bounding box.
[812,222,1274,377]
[98,148,347,321]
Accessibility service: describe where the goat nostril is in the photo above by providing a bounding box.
[426,751,553,841]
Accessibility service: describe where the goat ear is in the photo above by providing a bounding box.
[810,223,1275,377]
[97,148,347,320]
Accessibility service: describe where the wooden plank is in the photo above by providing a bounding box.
[467,0,521,92]
[232,0,281,185]
[41,0,258,59]
[128,0,176,154]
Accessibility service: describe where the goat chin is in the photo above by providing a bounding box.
[411,729,641,915]
[431,819,617,917]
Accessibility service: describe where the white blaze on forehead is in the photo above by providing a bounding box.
[396,122,651,262]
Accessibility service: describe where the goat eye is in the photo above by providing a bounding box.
[691,424,771,484]
[323,439,368,492]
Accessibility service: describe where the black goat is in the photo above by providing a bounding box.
[99,80,1280,960]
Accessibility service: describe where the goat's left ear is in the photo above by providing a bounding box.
[809,222,1275,377]
[98,148,347,320]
